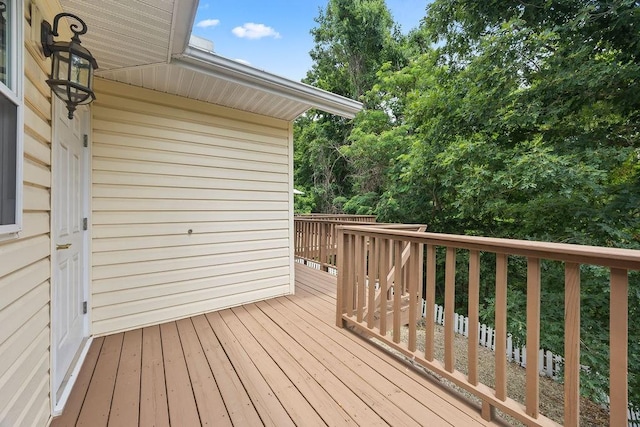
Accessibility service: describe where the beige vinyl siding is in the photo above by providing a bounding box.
[91,79,294,335]
[0,3,55,426]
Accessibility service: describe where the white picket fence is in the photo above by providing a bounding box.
[629,408,640,427]
[422,300,640,425]
[422,300,563,378]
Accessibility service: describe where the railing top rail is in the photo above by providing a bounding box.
[294,218,379,225]
[338,225,640,270]
[295,214,376,219]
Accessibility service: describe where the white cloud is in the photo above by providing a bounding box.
[232,23,281,40]
[196,18,220,28]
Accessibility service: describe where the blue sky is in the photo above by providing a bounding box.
[191,1,430,82]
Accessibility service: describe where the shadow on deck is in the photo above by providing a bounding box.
[51,264,503,426]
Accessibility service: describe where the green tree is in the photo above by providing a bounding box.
[345,0,640,410]
[294,0,406,212]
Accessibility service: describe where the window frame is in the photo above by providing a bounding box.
[0,0,24,238]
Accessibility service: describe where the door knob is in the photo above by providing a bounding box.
[56,243,72,250]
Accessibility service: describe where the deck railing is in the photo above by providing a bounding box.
[334,225,640,426]
[294,215,424,272]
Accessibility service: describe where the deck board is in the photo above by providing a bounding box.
[159,322,201,427]
[76,334,123,426]
[139,325,170,427]
[108,329,142,427]
[52,263,503,426]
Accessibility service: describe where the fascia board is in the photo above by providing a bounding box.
[173,46,363,119]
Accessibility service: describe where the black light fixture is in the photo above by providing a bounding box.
[41,13,98,119]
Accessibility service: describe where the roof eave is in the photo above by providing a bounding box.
[173,46,363,119]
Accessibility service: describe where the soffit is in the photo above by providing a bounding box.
[58,0,193,71]
[98,63,312,120]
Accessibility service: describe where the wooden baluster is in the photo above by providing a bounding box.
[444,247,456,372]
[367,237,378,329]
[468,250,480,385]
[319,222,327,271]
[610,268,628,427]
[335,227,346,327]
[311,222,320,261]
[329,222,338,267]
[425,245,436,361]
[564,262,580,426]
[345,234,355,318]
[408,242,420,352]
[379,238,389,336]
[526,257,541,418]
[495,253,508,401]
[393,240,403,343]
[356,235,365,322]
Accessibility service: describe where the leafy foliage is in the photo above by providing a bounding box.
[298,0,640,412]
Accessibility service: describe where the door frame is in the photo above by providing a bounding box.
[50,100,92,415]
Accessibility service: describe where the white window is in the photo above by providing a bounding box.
[0,0,23,236]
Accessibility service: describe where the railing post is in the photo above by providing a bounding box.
[468,250,480,385]
[444,247,456,373]
[564,262,581,426]
[335,226,346,327]
[495,253,508,401]
[610,268,628,427]
[526,257,541,418]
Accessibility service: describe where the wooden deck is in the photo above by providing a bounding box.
[51,264,503,427]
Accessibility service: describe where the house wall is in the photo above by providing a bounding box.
[91,79,294,335]
[0,2,57,426]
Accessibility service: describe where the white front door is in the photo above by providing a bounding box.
[52,99,88,401]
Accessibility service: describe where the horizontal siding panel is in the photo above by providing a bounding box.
[23,132,51,166]
[93,266,289,306]
[0,281,49,344]
[92,246,289,280]
[93,257,289,294]
[93,143,288,174]
[12,367,49,427]
[92,210,289,225]
[93,114,288,149]
[93,275,289,320]
[19,212,50,239]
[23,104,51,144]
[93,228,287,253]
[0,235,50,278]
[92,170,287,192]
[93,128,288,159]
[23,43,50,90]
[93,157,286,183]
[95,78,290,130]
[92,185,288,202]
[94,92,289,138]
[23,185,50,211]
[92,220,289,239]
[0,258,50,311]
[92,198,287,212]
[0,307,48,380]
[0,340,49,425]
[92,284,291,336]
[23,158,51,188]
[25,77,51,122]
[93,238,288,267]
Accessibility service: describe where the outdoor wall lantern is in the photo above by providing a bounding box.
[41,13,98,119]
